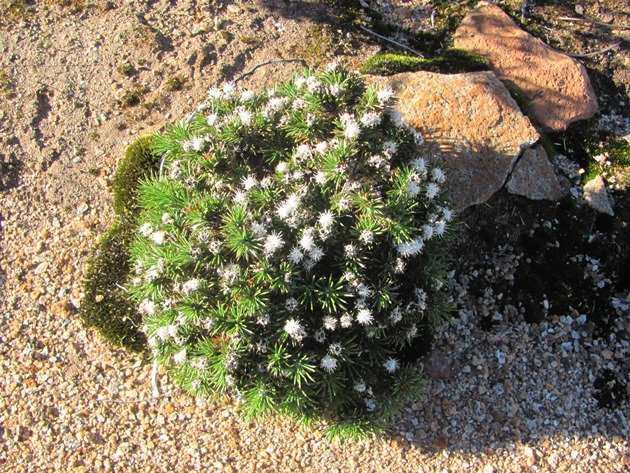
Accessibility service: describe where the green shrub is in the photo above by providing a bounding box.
[80,135,160,353]
[126,65,454,437]
[360,50,490,76]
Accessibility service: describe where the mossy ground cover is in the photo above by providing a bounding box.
[359,50,489,76]
[80,135,161,353]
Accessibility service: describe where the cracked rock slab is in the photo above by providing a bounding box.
[506,145,562,201]
[368,71,539,210]
[453,1,598,132]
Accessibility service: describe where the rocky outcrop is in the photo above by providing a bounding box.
[369,71,539,210]
[453,1,598,131]
[506,145,562,200]
[583,175,614,216]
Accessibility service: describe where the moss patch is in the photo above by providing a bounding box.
[112,135,161,220]
[80,135,160,353]
[359,50,490,76]
[80,221,146,352]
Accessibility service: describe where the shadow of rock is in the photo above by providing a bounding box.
[381,188,629,454]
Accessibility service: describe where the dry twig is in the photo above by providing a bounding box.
[358,25,423,57]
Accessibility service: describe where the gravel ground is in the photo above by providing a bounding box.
[1,1,628,471]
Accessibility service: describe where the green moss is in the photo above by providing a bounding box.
[0,0,34,23]
[117,61,135,77]
[359,50,490,76]
[165,75,186,92]
[80,136,161,353]
[80,220,146,353]
[606,139,630,166]
[0,70,16,99]
[112,135,160,220]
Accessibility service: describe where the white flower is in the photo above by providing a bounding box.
[426,182,440,199]
[407,323,418,340]
[377,86,394,104]
[242,175,257,190]
[434,220,447,236]
[151,231,167,245]
[406,181,421,197]
[413,130,424,145]
[356,308,374,325]
[344,121,361,140]
[364,398,377,412]
[222,82,236,98]
[155,326,169,340]
[173,349,187,364]
[233,191,248,204]
[191,379,201,390]
[208,240,221,253]
[390,110,408,128]
[306,76,322,93]
[240,89,255,102]
[359,230,374,245]
[139,223,153,237]
[284,318,306,341]
[318,211,334,229]
[182,278,202,296]
[162,213,174,225]
[257,313,270,325]
[354,379,366,393]
[441,207,453,222]
[207,87,222,99]
[292,98,307,110]
[295,77,306,88]
[285,298,299,312]
[360,112,381,128]
[397,238,424,258]
[294,144,311,161]
[431,168,446,183]
[320,355,338,373]
[383,357,399,373]
[394,258,406,274]
[390,307,403,324]
[314,329,326,343]
[277,194,300,220]
[315,141,329,154]
[237,108,253,125]
[323,316,337,331]
[206,113,219,126]
[288,247,304,264]
[355,283,371,298]
[340,314,353,328]
[422,224,434,240]
[411,157,427,173]
[299,230,316,251]
[314,171,327,185]
[328,83,342,97]
[382,140,397,155]
[309,246,324,262]
[251,221,267,237]
[138,299,156,315]
[276,161,289,174]
[368,154,385,168]
[328,342,342,356]
[325,61,339,72]
[344,244,357,258]
[263,232,284,255]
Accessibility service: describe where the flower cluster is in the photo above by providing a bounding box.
[128,65,453,434]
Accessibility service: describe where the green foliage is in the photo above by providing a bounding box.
[80,135,161,353]
[100,66,454,437]
[360,50,490,76]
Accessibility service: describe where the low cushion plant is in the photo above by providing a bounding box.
[87,64,454,438]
